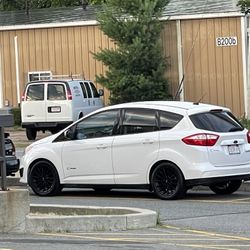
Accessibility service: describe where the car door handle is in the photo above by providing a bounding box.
[142,139,154,144]
[96,144,108,149]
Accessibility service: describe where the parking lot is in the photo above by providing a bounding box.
[2,128,250,249]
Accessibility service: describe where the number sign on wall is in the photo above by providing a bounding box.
[216,37,237,47]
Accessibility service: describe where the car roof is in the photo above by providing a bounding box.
[102,101,230,115]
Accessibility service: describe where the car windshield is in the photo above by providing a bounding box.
[190,110,244,132]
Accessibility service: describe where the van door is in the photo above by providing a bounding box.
[46,82,72,122]
[79,82,93,115]
[89,81,103,109]
[21,83,46,123]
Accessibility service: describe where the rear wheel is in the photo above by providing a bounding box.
[209,180,242,195]
[151,163,185,200]
[26,128,37,140]
[28,160,61,196]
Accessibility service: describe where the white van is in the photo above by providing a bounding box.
[21,79,104,140]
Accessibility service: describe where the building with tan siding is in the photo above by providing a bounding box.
[0,0,248,118]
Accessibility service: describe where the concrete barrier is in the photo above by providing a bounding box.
[26,204,158,233]
[0,189,29,233]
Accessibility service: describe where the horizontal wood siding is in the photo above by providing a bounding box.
[181,17,244,117]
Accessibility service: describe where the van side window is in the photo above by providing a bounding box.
[121,108,158,135]
[79,82,87,98]
[26,84,44,101]
[90,82,99,98]
[84,82,92,98]
[47,84,66,100]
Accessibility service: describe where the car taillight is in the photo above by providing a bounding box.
[182,133,219,146]
[247,131,250,143]
[21,90,26,101]
[67,89,72,100]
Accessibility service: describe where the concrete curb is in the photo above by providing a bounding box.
[26,204,158,233]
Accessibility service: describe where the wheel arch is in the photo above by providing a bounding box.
[148,160,185,189]
[28,158,61,183]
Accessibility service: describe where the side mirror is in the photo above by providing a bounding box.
[98,89,104,97]
[64,127,75,140]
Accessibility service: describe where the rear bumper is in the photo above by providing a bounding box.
[186,174,250,187]
[5,156,20,176]
[22,122,72,130]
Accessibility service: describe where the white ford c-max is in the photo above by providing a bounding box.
[19,101,250,199]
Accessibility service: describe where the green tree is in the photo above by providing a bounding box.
[94,0,170,104]
[0,0,104,11]
[237,0,250,12]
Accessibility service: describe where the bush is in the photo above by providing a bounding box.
[12,107,21,126]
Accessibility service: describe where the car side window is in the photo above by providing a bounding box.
[26,84,44,101]
[47,84,66,100]
[79,82,87,98]
[89,82,100,98]
[84,82,92,98]
[75,110,119,139]
[121,109,157,135]
[159,111,183,130]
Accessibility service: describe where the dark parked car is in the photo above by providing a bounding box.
[0,133,20,176]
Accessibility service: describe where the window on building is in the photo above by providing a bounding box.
[28,71,52,82]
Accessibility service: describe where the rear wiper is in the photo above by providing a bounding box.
[229,127,244,132]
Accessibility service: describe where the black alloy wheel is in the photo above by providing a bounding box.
[28,160,61,196]
[151,163,185,200]
[209,180,242,195]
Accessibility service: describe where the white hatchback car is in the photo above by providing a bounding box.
[19,101,250,199]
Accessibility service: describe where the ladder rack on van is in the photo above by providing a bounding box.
[52,74,84,80]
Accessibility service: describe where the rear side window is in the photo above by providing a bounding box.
[47,84,66,100]
[26,84,44,101]
[190,111,244,132]
[90,82,100,98]
[84,82,92,98]
[121,109,157,135]
[160,111,183,130]
[79,82,87,98]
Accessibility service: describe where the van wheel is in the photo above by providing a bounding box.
[28,160,61,196]
[209,180,242,195]
[151,163,185,200]
[26,128,37,140]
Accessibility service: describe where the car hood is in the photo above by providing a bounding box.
[29,133,59,147]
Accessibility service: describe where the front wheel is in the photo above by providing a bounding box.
[151,163,185,200]
[209,180,242,195]
[28,160,61,196]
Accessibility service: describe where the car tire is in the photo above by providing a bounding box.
[28,160,61,196]
[209,180,242,195]
[26,128,37,140]
[151,162,185,200]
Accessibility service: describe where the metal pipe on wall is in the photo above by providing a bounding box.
[14,36,20,105]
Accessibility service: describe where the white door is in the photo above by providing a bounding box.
[112,108,160,184]
[61,109,119,184]
[46,83,72,122]
[21,83,46,123]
